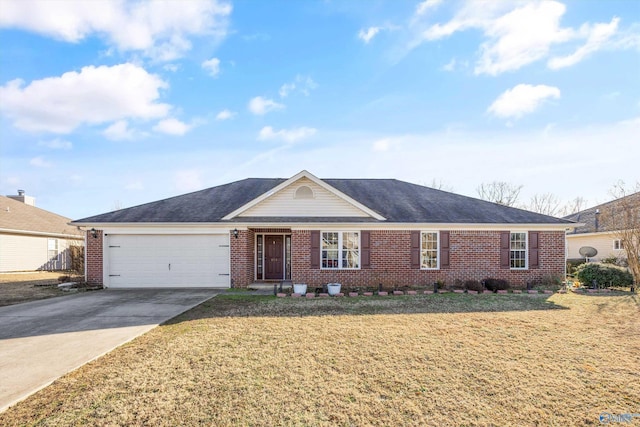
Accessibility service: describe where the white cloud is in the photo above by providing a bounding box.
[372,138,401,152]
[103,120,139,141]
[0,63,170,133]
[0,0,232,61]
[548,17,619,69]
[29,156,52,168]
[419,0,624,75]
[257,126,317,143]
[174,169,203,192]
[488,84,561,119]
[442,58,456,72]
[279,75,317,98]
[125,180,144,191]
[248,96,284,115]
[201,57,221,77]
[358,26,381,43]
[415,0,442,16]
[474,1,574,75]
[215,109,236,120]
[37,138,72,150]
[163,63,181,72]
[279,82,296,98]
[153,118,191,135]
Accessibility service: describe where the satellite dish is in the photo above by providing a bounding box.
[579,246,598,258]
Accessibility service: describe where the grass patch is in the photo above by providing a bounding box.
[0,272,68,307]
[2,292,639,426]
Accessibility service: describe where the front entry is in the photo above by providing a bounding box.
[264,235,284,280]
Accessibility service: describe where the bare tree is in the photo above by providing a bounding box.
[600,180,640,290]
[476,181,523,206]
[559,196,587,217]
[528,193,561,216]
[428,178,454,192]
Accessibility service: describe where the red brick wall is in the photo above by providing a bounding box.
[238,229,564,290]
[86,230,103,285]
[230,229,254,288]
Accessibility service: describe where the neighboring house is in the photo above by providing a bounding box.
[0,191,84,272]
[564,192,640,262]
[72,171,573,289]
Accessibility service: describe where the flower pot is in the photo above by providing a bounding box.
[293,283,307,295]
[327,283,342,296]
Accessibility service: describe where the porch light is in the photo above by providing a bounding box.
[233,228,239,239]
[90,228,98,239]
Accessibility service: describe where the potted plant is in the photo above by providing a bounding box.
[293,283,307,295]
[327,283,342,296]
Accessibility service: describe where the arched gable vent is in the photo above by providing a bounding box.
[294,185,314,199]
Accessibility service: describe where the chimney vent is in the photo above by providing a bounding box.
[7,190,36,206]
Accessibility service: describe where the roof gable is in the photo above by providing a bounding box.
[223,171,385,220]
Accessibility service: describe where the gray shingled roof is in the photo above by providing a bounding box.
[0,196,83,237]
[564,192,640,234]
[74,177,574,225]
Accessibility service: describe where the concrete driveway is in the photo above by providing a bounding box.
[0,289,219,412]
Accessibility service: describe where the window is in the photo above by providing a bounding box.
[321,231,359,269]
[47,239,58,261]
[510,232,527,269]
[421,232,439,269]
[613,239,623,250]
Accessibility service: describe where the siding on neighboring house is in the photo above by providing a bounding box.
[0,233,80,272]
[239,177,369,218]
[566,232,625,261]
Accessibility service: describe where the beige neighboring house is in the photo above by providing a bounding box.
[564,192,640,262]
[0,191,84,272]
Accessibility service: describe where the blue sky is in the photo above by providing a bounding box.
[1,0,638,220]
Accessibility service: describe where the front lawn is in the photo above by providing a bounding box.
[2,292,638,426]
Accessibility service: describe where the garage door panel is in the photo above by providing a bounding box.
[107,235,229,288]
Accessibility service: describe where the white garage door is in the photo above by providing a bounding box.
[106,234,229,288]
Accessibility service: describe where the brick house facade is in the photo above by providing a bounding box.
[76,171,573,289]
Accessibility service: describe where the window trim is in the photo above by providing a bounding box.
[420,231,440,270]
[509,231,528,270]
[613,239,623,250]
[320,231,361,270]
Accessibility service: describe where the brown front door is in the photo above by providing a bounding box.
[265,235,284,280]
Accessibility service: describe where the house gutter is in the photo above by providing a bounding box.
[71,222,582,232]
[0,228,84,240]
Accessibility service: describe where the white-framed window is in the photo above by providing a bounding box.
[613,239,623,250]
[321,231,360,269]
[47,238,59,261]
[421,231,439,269]
[510,232,527,269]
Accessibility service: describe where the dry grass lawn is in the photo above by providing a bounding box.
[0,272,71,307]
[1,292,639,426]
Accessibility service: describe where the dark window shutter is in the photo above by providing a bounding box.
[411,231,421,269]
[529,231,539,269]
[310,231,320,269]
[500,231,510,269]
[361,231,371,269]
[440,231,450,268]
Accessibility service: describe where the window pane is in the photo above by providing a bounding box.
[342,232,359,250]
[322,232,338,250]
